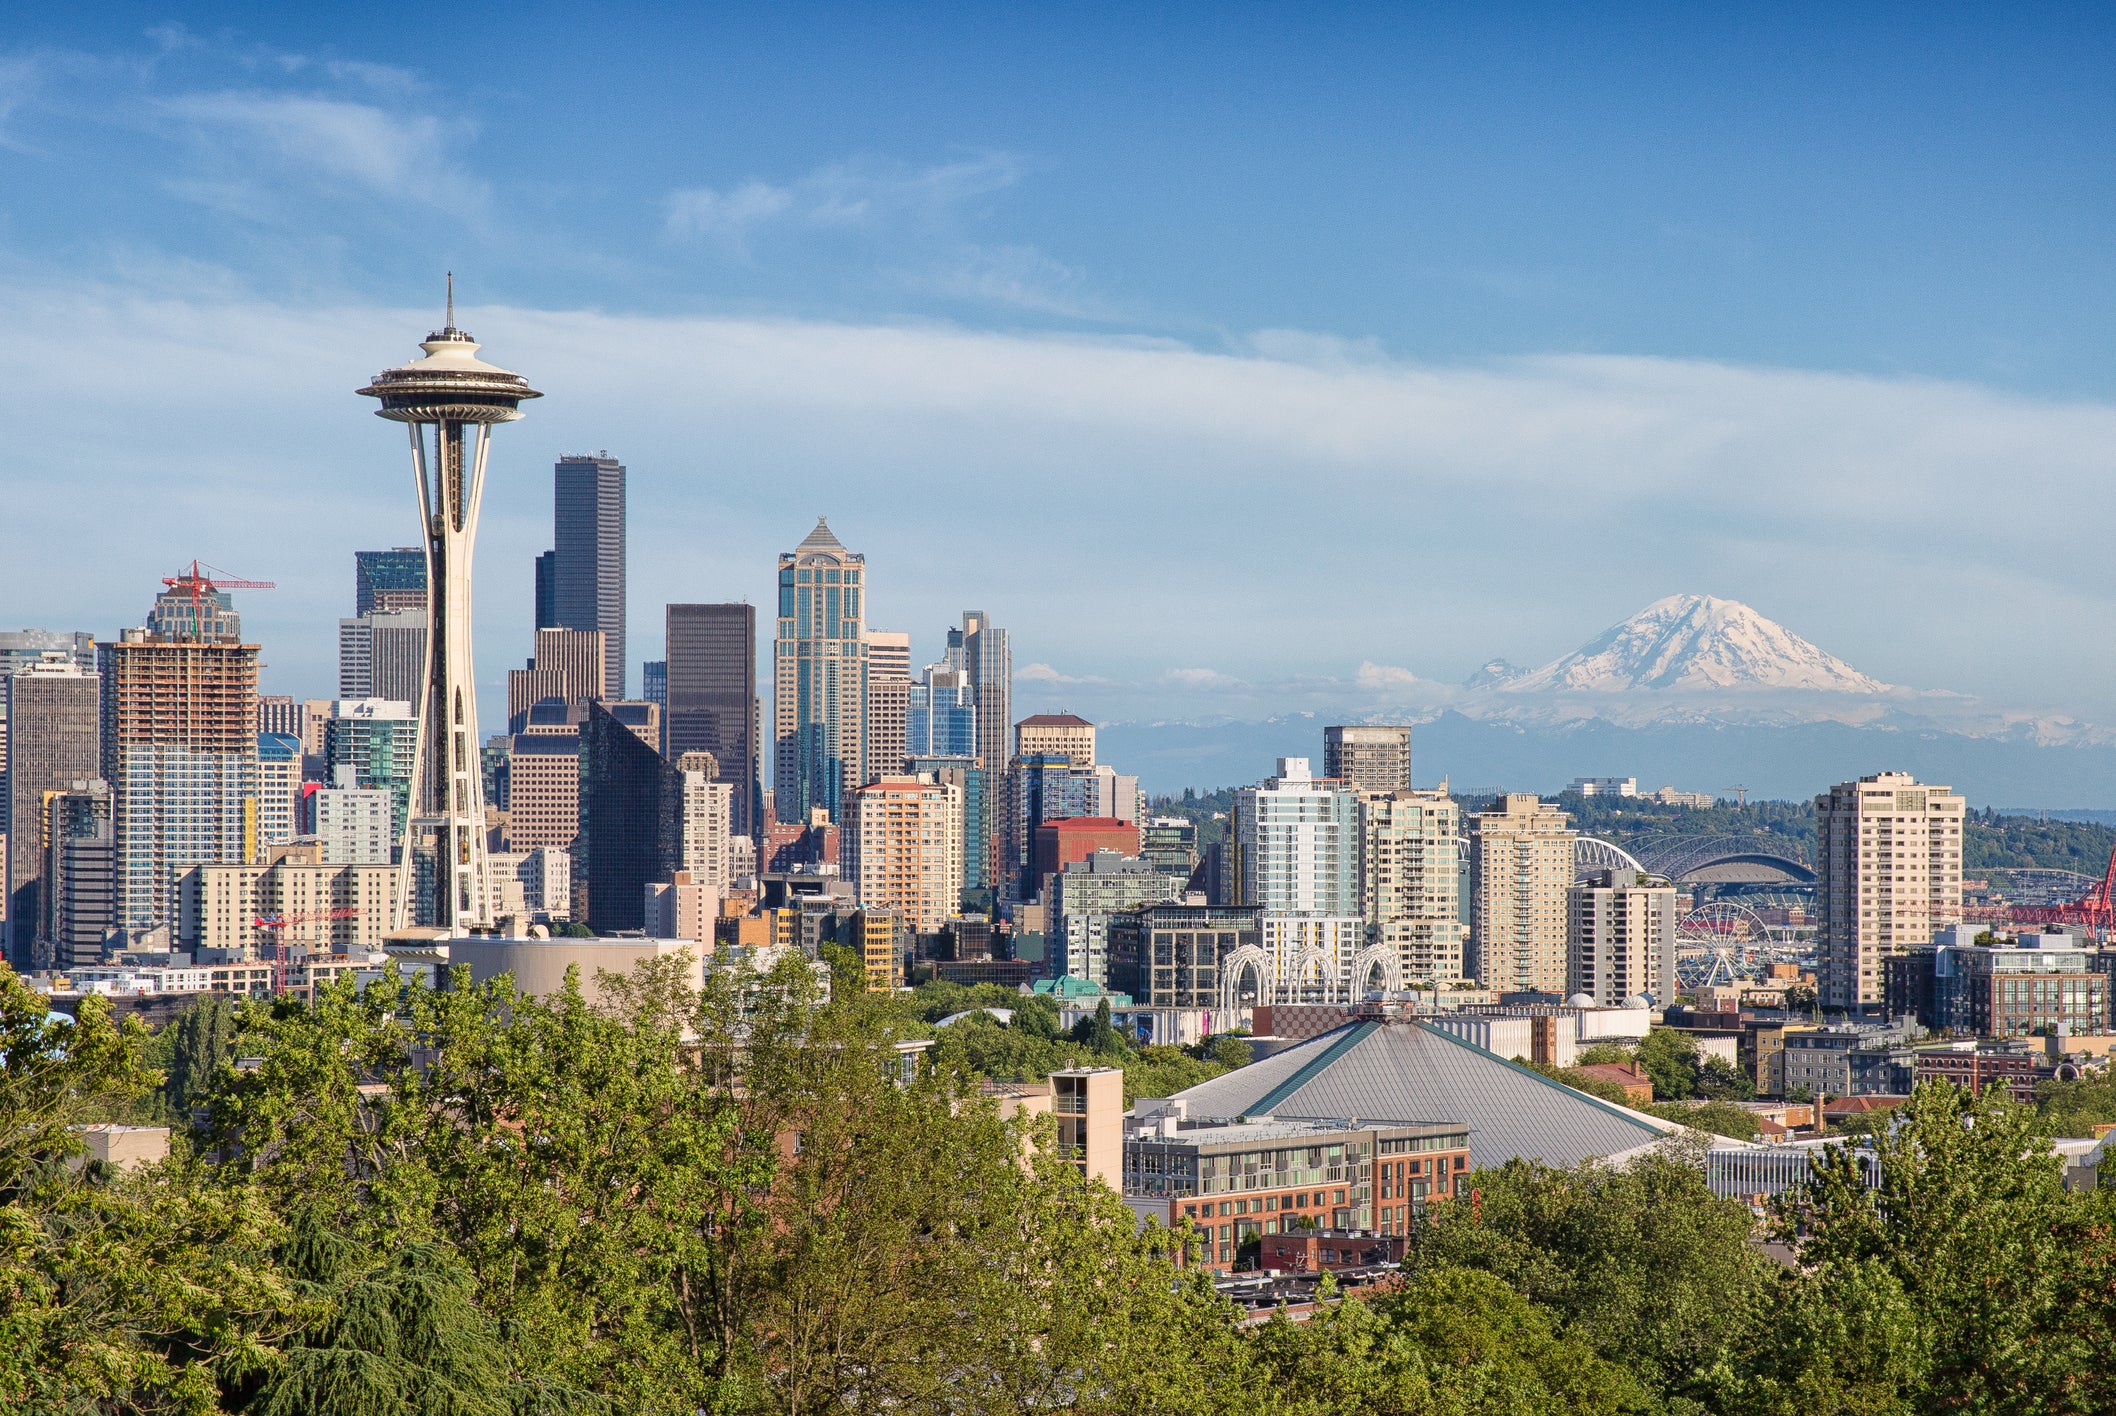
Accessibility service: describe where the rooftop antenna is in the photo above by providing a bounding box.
[446,271,454,330]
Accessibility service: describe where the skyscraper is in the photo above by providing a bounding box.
[1016,713,1095,768]
[863,630,912,785]
[337,609,427,704]
[666,603,758,839]
[908,664,977,758]
[41,778,113,969]
[98,591,260,943]
[0,630,96,826]
[774,519,866,826]
[505,627,607,730]
[846,775,964,935]
[533,550,557,630]
[642,660,667,750]
[1815,772,1965,1011]
[358,295,540,932]
[255,732,302,848]
[578,699,680,933]
[958,609,1010,781]
[552,453,626,699]
[354,548,428,615]
[1324,725,1413,794]
[1567,868,1677,1007]
[1230,758,1361,918]
[1359,788,1466,984]
[322,700,418,850]
[1468,795,1576,994]
[676,751,736,889]
[5,658,99,966]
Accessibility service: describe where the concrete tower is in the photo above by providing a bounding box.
[357,283,541,933]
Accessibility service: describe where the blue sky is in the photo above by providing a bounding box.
[2,5,2114,726]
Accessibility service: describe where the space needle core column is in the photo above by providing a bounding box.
[358,287,541,933]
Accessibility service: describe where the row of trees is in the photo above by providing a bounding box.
[6,957,2115,1414]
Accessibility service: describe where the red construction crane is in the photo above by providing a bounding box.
[2003,844,2116,940]
[253,907,362,994]
[161,559,275,634]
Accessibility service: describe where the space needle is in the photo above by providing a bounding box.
[358,281,541,933]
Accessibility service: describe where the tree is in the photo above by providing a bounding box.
[153,990,239,1119]
[1409,1142,1775,1407]
[1770,1080,2098,1412]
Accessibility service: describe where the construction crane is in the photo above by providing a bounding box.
[253,907,362,995]
[1722,785,1749,807]
[160,560,275,637]
[2006,844,2116,941]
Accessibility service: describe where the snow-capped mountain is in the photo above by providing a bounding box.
[1497,594,1891,695]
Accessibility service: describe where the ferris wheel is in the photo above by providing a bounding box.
[1675,901,1773,988]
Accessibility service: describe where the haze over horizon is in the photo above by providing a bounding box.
[4,6,2113,737]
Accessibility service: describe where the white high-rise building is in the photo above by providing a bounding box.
[1231,758,1360,918]
[1469,794,1576,994]
[1360,789,1466,984]
[1261,914,1369,1003]
[1566,868,1677,1007]
[1815,772,1966,1010]
[676,751,736,890]
[313,785,393,866]
[255,733,303,850]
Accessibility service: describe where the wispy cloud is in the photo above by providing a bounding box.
[1163,667,1247,690]
[154,91,482,213]
[914,243,1118,320]
[1018,662,1117,686]
[664,152,1022,249]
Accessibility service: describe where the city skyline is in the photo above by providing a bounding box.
[2,11,2114,739]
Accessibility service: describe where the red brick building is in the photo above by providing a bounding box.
[1032,817,1139,883]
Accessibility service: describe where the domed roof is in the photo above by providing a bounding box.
[1565,992,1596,1008]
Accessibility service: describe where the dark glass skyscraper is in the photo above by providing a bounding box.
[552,454,625,698]
[578,700,679,934]
[5,661,100,966]
[353,548,428,615]
[666,603,758,838]
[533,550,557,631]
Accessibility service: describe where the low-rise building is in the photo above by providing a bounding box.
[1107,900,1263,1009]
[1123,1107,1470,1270]
[1051,850,1181,985]
[1782,1022,1916,1097]
[1887,926,2108,1038]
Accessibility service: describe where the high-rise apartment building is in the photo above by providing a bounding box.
[1230,758,1361,918]
[666,603,759,839]
[846,775,964,935]
[0,630,96,822]
[577,699,680,933]
[1015,713,1095,768]
[181,854,396,956]
[255,733,302,849]
[551,453,626,699]
[954,611,1009,886]
[1139,817,1200,880]
[98,592,259,942]
[353,548,428,615]
[676,752,736,889]
[337,610,426,704]
[1815,772,1966,1010]
[774,519,866,826]
[506,627,608,730]
[863,631,912,786]
[1360,789,1466,984]
[322,700,417,851]
[1468,795,1576,994]
[5,659,100,965]
[905,755,988,896]
[1567,868,1677,1007]
[312,785,394,865]
[1005,752,1102,901]
[1324,725,1413,794]
[41,779,114,969]
[908,664,977,758]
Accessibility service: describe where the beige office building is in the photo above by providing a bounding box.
[846,775,964,934]
[1015,713,1095,769]
[863,630,912,785]
[677,752,736,889]
[505,712,581,851]
[1359,788,1466,984]
[1469,794,1576,994]
[1325,725,1413,794]
[1566,868,1677,1007]
[506,627,607,728]
[1815,772,1965,1010]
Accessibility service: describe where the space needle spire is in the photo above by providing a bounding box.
[358,284,541,934]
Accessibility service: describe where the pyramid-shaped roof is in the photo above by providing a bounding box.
[796,517,845,552]
[1168,1018,1720,1170]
